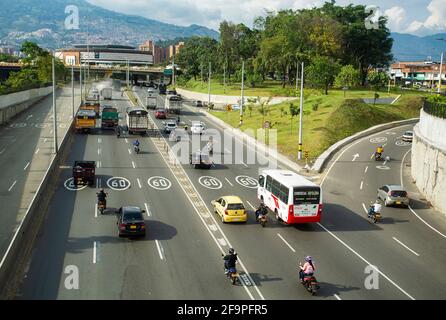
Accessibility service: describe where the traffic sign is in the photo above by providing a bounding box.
[226,105,233,112]
[304,151,309,159]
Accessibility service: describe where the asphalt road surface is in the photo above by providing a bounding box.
[15,82,446,300]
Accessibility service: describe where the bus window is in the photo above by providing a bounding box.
[293,188,320,205]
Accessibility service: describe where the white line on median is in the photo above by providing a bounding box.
[144,203,151,217]
[246,201,256,210]
[334,294,342,300]
[370,153,374,160]
[128,148,131,155]
[400,149,446,239]
[225,178,234,186]
[360,181,363,190]
[24,162,30,170]
[35,148,40,155]
[98,138,102,144]
[137,178,142,189]
[98,148,101,155]
[317,222,415,300]
[132,161,136,169]
[93,241,97,264]
[155,240,164,260]
[277,233,296,253]
[8,181,17,192]
[364,166,368,173]
[392,237,420,256]
[95,204,98,218]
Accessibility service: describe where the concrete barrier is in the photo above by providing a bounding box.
[0,86,52,126]
[0,104,78,299]
[312,118,420,173]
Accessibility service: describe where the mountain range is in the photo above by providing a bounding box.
[0,0,444,63]
[0,0,219,49]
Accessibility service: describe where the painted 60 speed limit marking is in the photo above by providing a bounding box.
[235,176,258,189]
[198,176,222,189]
[148,176,172,190]
[107,177,131,190]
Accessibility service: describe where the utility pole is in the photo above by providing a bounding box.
[240,60,245,126]
[71,64,74,119]
[126,59,130,88]
[208,61,211,106]
[223,61,226,95]
[295,60,299,92]
[52,58,58,154]
[298,62,304,160]
[172,54,175,88]
[439,52,444,94]
[80,63,83,102]
[201,64,204,84]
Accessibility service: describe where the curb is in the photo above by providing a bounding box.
[312,118,420,173]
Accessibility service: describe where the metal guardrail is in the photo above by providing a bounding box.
[423,100,446,119]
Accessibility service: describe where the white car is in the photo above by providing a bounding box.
[190,121,205,135]
[402,130,413,142]
[162,120,177,133]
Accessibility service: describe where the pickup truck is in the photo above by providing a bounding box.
[101,106,119,128]
[72,160,96,186]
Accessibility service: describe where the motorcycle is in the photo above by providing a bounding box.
[374,152,382,161]
[98,200,106,214]
[133,145,140,154]
[299,265,319,295]
[255,206,268,227]
[222,254,239,285]
[367,205,381,223]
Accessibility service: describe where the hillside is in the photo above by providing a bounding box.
[391,32,446,61]
[0,0,219,49]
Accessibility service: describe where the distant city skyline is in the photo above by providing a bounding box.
[87,0,446,36]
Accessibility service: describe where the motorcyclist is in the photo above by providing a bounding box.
[376,145,384,158]
[116,126,121,138]
[97,188,107,208]
[133,139,140,152]
[299,256,315,283]
[255,202,268,221]
[223,248,238,274]
[373,199,382,216]
[177,116,180,124]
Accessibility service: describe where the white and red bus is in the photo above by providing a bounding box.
[257,169,322,224]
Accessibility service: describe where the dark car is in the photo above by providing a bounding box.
[155,108,167,119]
[167,89,177,96]
[72,160,95,186]
[117,206,146,237]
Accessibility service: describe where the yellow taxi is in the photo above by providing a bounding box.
[211,196,247,223]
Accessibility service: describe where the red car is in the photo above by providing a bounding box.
[155,109,166,119]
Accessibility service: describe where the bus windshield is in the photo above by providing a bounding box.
[293,187,320,205]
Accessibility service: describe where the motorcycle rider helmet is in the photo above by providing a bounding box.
[100,188,104,192]
[305,256,312,262]
[375,199,380,204]
[229,248,235,255]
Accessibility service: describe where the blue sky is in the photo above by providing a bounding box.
[86,0,446,35]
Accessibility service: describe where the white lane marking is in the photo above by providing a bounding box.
[317,222,415,300]
[26,115,33,120]
[98,148,101,155]
[98,138,102,144]
[128,148,131,155]
[400,149,446,239]
[24,162,30,170]
[93,241,97,264]
[137,178,142,189]
[392,237,420,257]
[50,130,53,134]
[362,203,368,213]
[217,238,227,246]
[241,161,249,168]
[95,204,98,218]
[370,153,374,160]
[155,240,164,260]
[44,138,47,143]
[132,161,136,169]
[360,181,363,190]
[277,233,296,253]
[246,201,256,210]
[35,148,40,155]
[364,166,368,173]
[0,148,5,155]
[352,153,359,161]
[334,294,342,300]
[8,181,17,192]
[144,203,151,217]
[125,138,128,143]
[96,161,101,168]
[225,178,234,187]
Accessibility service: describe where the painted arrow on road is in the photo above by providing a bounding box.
[352,154,359,161]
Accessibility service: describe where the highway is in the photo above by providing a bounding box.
[15,81,446,300]
[0,86,80,259]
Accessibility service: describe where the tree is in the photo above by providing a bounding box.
[289,102,300,133]
[368,70,388,93]
[334,65,361,96]
[307,55,341,95]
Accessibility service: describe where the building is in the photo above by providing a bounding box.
[55,44,153,66]
[0,46,14,55]
[389,60,446,87]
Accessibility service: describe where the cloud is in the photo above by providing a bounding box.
[403,0,446,35]
[384,6,406,32]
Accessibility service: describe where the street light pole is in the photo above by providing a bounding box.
[172,54,175,88]
[208,62,211,107]
[295,60,299,92]
[223,60,226,95]
[298,62,304,160]
[52,58,58,154]
[439,52,444,94]
[71,64,74,119]
[240,60,245,126]
[80,63,83,102]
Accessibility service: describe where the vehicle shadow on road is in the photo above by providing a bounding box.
[408,198,431,210]
[316,282,361,298]
[145,220,177,241]
[246,273,283,287]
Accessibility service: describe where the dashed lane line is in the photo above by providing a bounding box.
[246,201,256,211]
[392,237,420,257]
[24,162,30,170]
[155,240,165,260]
[8,181,17,192]
[225,178,234,187]
[277,233,296,253]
